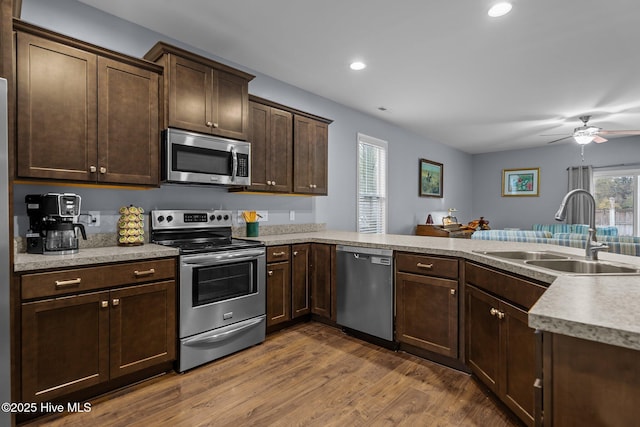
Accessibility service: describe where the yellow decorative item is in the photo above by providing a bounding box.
[117,205,145,246]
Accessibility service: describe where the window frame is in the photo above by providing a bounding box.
[592,167,639,236]
[356,133,388,234]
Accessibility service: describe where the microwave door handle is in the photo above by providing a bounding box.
[231,148,238,182]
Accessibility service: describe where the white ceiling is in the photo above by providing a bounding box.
[77,0,640,154]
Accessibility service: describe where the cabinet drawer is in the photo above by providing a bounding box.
[267,245,291,263]
[465,262,546,310]
[396,253,458,279]
[21,258,176,300]
[103,258,176,287]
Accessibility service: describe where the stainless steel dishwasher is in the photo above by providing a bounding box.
[336,245,393,341]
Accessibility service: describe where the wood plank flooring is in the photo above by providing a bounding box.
[23,322,522,427]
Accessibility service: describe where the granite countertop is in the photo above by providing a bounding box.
[249,230,640,351]
[13,243,179,272]
[14,229,640,351]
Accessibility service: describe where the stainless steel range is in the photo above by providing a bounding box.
[150,209,266,372]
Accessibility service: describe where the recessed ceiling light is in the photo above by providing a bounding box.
[488,2,512,17]
[350,61,366,71]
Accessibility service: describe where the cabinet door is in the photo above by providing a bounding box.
[465,284,501,394]
[266,261,291,327]
[109,281,176,379]
[293,116,328,195]
[97,57,159,185]
[167,54,213,134]
[268,108,293,192]
[310,244,334,319]
[247,101,270,191]
[291,244,311,318]
[212,68,249,140]
[16,32,97,181]
[500,300,536,426]
[21,291,110,402]
[396,272,458,357]
[248,103,293,192]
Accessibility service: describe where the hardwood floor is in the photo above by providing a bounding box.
[23,322,521,426]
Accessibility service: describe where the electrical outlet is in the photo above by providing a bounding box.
[88,211,100,227]
[290,210,295,221]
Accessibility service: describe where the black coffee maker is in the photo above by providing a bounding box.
[26,193,87,255]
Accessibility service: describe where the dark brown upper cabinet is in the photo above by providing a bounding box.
[239,96,331,196]
[15,21,161,186]
[293,115,329,195]
[247,100,293,193]
[144,42,254,141]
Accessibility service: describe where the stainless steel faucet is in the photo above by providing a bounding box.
[555,189,609,260]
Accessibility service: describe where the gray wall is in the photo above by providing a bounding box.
[15,0,473,236]
[471,137,640,229]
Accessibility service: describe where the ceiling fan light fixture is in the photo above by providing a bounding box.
[488,2,513,17]
[574,134,595,145]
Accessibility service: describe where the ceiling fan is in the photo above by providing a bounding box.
[545,115,640,145]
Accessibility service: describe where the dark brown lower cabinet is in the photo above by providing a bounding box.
[310,243,335,321]
[466,284,537,427]
[465,262,547,427]
[396,272,458,357]
[542,332,640,426]
[21,280,175,402]
[266,255,291,327]
[21,291,110,402]
[291,244,311,318]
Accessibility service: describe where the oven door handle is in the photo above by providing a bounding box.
[182,250,265,267]
[182,316,265,346]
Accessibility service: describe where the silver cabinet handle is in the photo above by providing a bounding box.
[268,270,273,276]
[89,165,97,173]
[450,289,456,295]
[101,301,109,308]
[206,121,213,127]
[272,251,286,257]
[212,122,218,128]
[112,298,120,306]
[293,251,299,256]
[55,278,81,288]
[99,167,106,174]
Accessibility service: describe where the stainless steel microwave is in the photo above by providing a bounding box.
[162,128,251,186]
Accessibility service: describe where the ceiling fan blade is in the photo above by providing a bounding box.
[547,135,573,144]
[593,136,608,143]
[540,133,571,136]
[598,130,640,135]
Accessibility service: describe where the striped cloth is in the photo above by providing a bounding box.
[533,224,619,236]
[471,230,552,243]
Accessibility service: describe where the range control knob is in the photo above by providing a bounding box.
[157,216,165,222]
[223,214,229,221]
[210,215,216,221]
[216,215,222,221]
[166,215,173,222]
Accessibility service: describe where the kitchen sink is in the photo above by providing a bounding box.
[524,259,640,275]
[476,250,570,261]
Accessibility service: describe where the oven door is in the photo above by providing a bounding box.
[179,248,265,339]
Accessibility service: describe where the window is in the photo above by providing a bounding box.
[357,133,387,233]
[593,168,640,236]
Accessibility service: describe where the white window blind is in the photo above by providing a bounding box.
[357,134,387,234]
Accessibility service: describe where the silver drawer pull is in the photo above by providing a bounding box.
[268,270,273,276]
[416,263,433,269]
[112,298,120,306]
[55,278,82,288]
[272,251,286,257]
[134,268,155,277]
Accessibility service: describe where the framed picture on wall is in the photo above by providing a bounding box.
[502,167,540,197]
[419,158,443,198]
